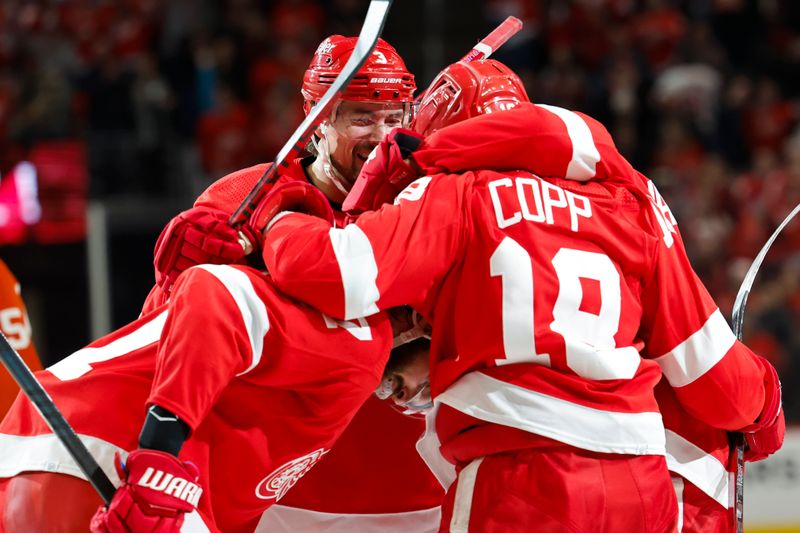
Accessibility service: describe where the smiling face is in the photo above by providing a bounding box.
[310,100,408,202]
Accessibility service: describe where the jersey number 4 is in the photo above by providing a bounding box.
[491,236,640,381]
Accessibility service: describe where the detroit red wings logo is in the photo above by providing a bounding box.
[255,448,329,501]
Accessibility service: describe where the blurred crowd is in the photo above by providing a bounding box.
[0,0,799,418]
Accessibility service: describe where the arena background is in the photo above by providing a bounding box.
[0,1,798,530]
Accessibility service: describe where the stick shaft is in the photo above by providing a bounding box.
[228,0,394,227]
[0,332,116,505]
[461,16,523,62]
[729,201,800,533]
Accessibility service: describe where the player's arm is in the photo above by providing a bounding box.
[148,165,274,302]
[147,264,269,430]
[92,264,267,533]
[263,174,468,320]
[639,205,779,433]
[412,102,619,181]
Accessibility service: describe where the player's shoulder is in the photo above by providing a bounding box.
[175,264,275,303]
[0,259,20,300]
[195,163,271,211]
[0,259,18,289]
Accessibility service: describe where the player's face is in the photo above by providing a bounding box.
[384,341,431,411]
[322,101,407,187]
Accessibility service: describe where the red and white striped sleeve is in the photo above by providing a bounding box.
[263,175,467,320]
[411,102,632,182]
[148,264,270,430]
[638,186,767,432]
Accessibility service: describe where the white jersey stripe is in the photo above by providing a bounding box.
[328,225,380,320]
[181,510,213,532]
[49,310,168,381]
[665,429,729,508]
[437,371,666,455]
[672,476,685,532]
[256,504,442,533]
[449,457,484,533]
[196,265,269,376]
[0,432,125,484]
[654,309,736,388]
[536,104,600,181]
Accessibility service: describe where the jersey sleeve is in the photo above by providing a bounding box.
[638,190,767,432]
[412,102,631,182]
[263,174,468,320]
[147,265,270,430]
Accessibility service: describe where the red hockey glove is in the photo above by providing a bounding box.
[342,128,424,216]
[90,449,203,533]
[154,206,257,293]
[739,356,782,433]
[744,407,785,462]
[249,180,334,236]
[737,356,784,461]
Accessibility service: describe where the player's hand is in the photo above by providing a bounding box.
[154,206,257,294]
[90,449,203,533]
[744,407,785,462]
[738,356,784,461]
[249,180,334,236]
[342,128,424,215]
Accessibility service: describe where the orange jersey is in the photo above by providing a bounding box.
[0,259,41,415]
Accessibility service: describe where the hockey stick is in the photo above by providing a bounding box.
[729,201,800,533]
[228,0,394,228]
[461,16,523,62]
[0,332,116,505]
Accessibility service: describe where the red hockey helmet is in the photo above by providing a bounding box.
[412,59,529,136]
[302,35,416,112]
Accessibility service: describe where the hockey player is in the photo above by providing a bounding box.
[0,259,41,416]
[143,35,445,531]
[257,59,783,531]
[395,61,786,532]
[145,34,416,307]
[0,236,429,531]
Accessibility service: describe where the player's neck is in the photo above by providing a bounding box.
[307,157,347,204]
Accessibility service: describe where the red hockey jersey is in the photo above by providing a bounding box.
[262,134,769,469]
[0,264,392,532]
[144,160,445,531]
[414,102,740,521]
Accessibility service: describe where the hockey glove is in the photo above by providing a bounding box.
[90,449,203,533]
[154,206,257,294]
[744,407,785,462]
[739,356,782,433]
[249,180,334,237]
[342,128,424,216]
[740,356,785,461]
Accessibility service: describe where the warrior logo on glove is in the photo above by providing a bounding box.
[135,465,203,507]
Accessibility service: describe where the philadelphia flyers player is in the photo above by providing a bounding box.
[0,259,41,416]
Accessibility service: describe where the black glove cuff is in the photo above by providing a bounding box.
[138,405,191,456]
[395,132,423,158]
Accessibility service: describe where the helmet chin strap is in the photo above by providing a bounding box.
[311,124,353,198]
[392,311,431,348]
